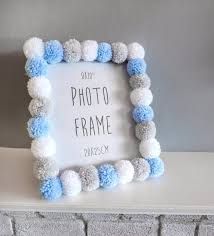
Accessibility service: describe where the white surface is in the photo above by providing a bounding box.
[0,147,214,215]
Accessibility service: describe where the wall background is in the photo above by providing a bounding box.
[0,0,214,151]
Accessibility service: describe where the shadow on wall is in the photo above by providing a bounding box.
[0,53,30,148]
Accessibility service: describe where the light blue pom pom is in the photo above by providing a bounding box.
[44,40,63,64]
[98,164,118,189]
[40,177,62,200]
[132,105,154,123]
[97,42,112,62]
[25,57,48,77]
[127,59,147,76]
[146,157,164,177]
[27,116,50,138]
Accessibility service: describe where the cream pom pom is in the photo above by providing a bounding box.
[139,138,161,158]
[111,42,128,64]
[115,160,134,184]
[27,77,51,99]
[31,136,56,159]
[23,37,44,59]
[28,97,53,117]
[135,121,156,141]
[81,40,98,61]
[128,42,145,60]
[131,158,150,181]
[60,170,82,196]
[130,88,153,106]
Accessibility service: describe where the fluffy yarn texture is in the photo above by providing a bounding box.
[79,165,99,192]
[132,105,154,123]
[115,160,134,184]
[44,40,63,64]
[135,121,156,141]
[63,39,81,63]
[96,42,112,62]
[60,170,82,196]
[111,42,128,64]
[40,177,62,200]
[28,97,53,117]
[131,158,150,181]
[33,158,59,180]
[27,116,50,139]
[146,157,164,177]
[31,136,56,159]
[130,88,153,106]
[129,74,151,89]
[127,59,147,76]
[139,138,161,158]
[27,77,51,99]
[23,37,44,59]
[25,57,47,78]
[98,164,118,189]
[81,40,98,61]
[128,42,145,60]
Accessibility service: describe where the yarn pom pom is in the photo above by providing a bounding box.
[127,59,147,76]
[25,57,47,78]
[81,40,98,61]
[28,97,53,117]
[146,157,164,177]
[96,42,112,62]
[128,42,145,60]
[129,74,151,89]
[63,39,81,63]
[132,105,154,123]
[23,37,44,59]
[33,158,59,180]
[131,158,150,181]
[135,121,156,141]
[40,177,62,200]
[111,42,128,64]
[98,164,118,189]
[31,136,56,159]
[27,77,51,99]
[79,165,99,192]
[130,88,153,106]
[115,160,134,184]
[60,170,82,196]
[27,116,50,139]
[139,138,161,158]
[44,40,63,64]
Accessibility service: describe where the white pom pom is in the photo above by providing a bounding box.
[31,136,56,159]
[139,138,161,158]
[130,88,153,106]
[23,37,44,59]
[60,170,82,196]
[128,42,145,60]
[27,77,51,99]
[81,40,98,61]
[115,160,134,184]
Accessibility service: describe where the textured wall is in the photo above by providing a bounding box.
[0,0,214,151]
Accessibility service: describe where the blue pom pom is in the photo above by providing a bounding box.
[97,42,112,62]
[40,177,62,200]
[132,105,154,123]
[44,40,63,64]
[146,157,164,177]
[25,57,48,77]
[27,116,50,138]
[98,164,118,189]
[127,59,147,76]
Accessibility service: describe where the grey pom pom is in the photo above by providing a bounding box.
[131,158,150,181]
[111,42,128,64]
[79,165,99,191]
[129,74,151,89]
[63,39,81,62]
[33,158,59,180]
[135,121,156,141]
[28,97,53,117]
